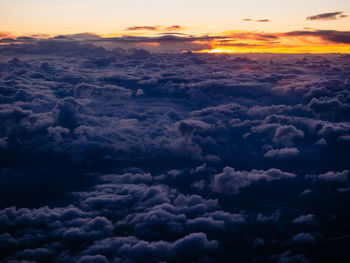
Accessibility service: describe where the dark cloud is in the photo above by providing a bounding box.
[264,147,300,159]
[284,30,350,44]
[242,19,270,22]
[0,34,227,53]
[125,25,186,32]
[307,11,347,21]
[293,214,316,224]
[291,233,316,244]
[126,26,160,31]
[318,170,349,182]
[211,167,296,195]
[272,250,310,263]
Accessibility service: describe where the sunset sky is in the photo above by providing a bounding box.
[1,0,350,52]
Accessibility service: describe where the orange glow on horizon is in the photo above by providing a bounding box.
[193,30,350,54]
[197,45,350,54]
[1,28,350,54]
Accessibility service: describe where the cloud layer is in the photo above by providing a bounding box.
[0,40,350,262]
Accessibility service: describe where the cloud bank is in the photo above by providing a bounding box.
[0,40,350,262]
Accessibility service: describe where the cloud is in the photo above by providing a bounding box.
[125,25,186,31]
[84,232,218,262]
[229,32,279,41]
[273,125,304,145]
[242,19,270,22]
[272,251,310,263]
[0,33,227,53]
[293,214,316,224]
[164,25,186,31]
[291,233,316,244]
[284,30,350,44]
[0,32,13,38]
[318,170,349,182]
[307,11,347,21]
[211,167,296,195]
[0,45,350,262]
[126,26,160,31]
[264,147,300,159]
[308,97,350,121]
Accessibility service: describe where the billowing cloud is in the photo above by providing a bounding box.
[211,167,296,195]
[264,147,300,159]
[0,42,350,262]
[293,214,316,224]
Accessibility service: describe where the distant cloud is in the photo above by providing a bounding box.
[126,26,159,31]
[229,32,278,41]
[242,19,270,22]
[125,25,185,31]
[307,11,347,21]
[284,30,350,44]
[2,29,350,53]
[164,25,186,31]
[0,32,13,39]
[0,33,227,52]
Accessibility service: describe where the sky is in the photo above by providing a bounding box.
[1,0,350,34]
[1,0,350,52]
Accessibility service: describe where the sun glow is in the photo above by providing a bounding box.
[198,44,350,54]
[195,31,350,53]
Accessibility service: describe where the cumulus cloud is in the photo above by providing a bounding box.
[211,167,296,195]
[272,250,310,263]
[293,214,316,224]
[318,170,349,182]
[264,147,300,159]
[291,233,316,244]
